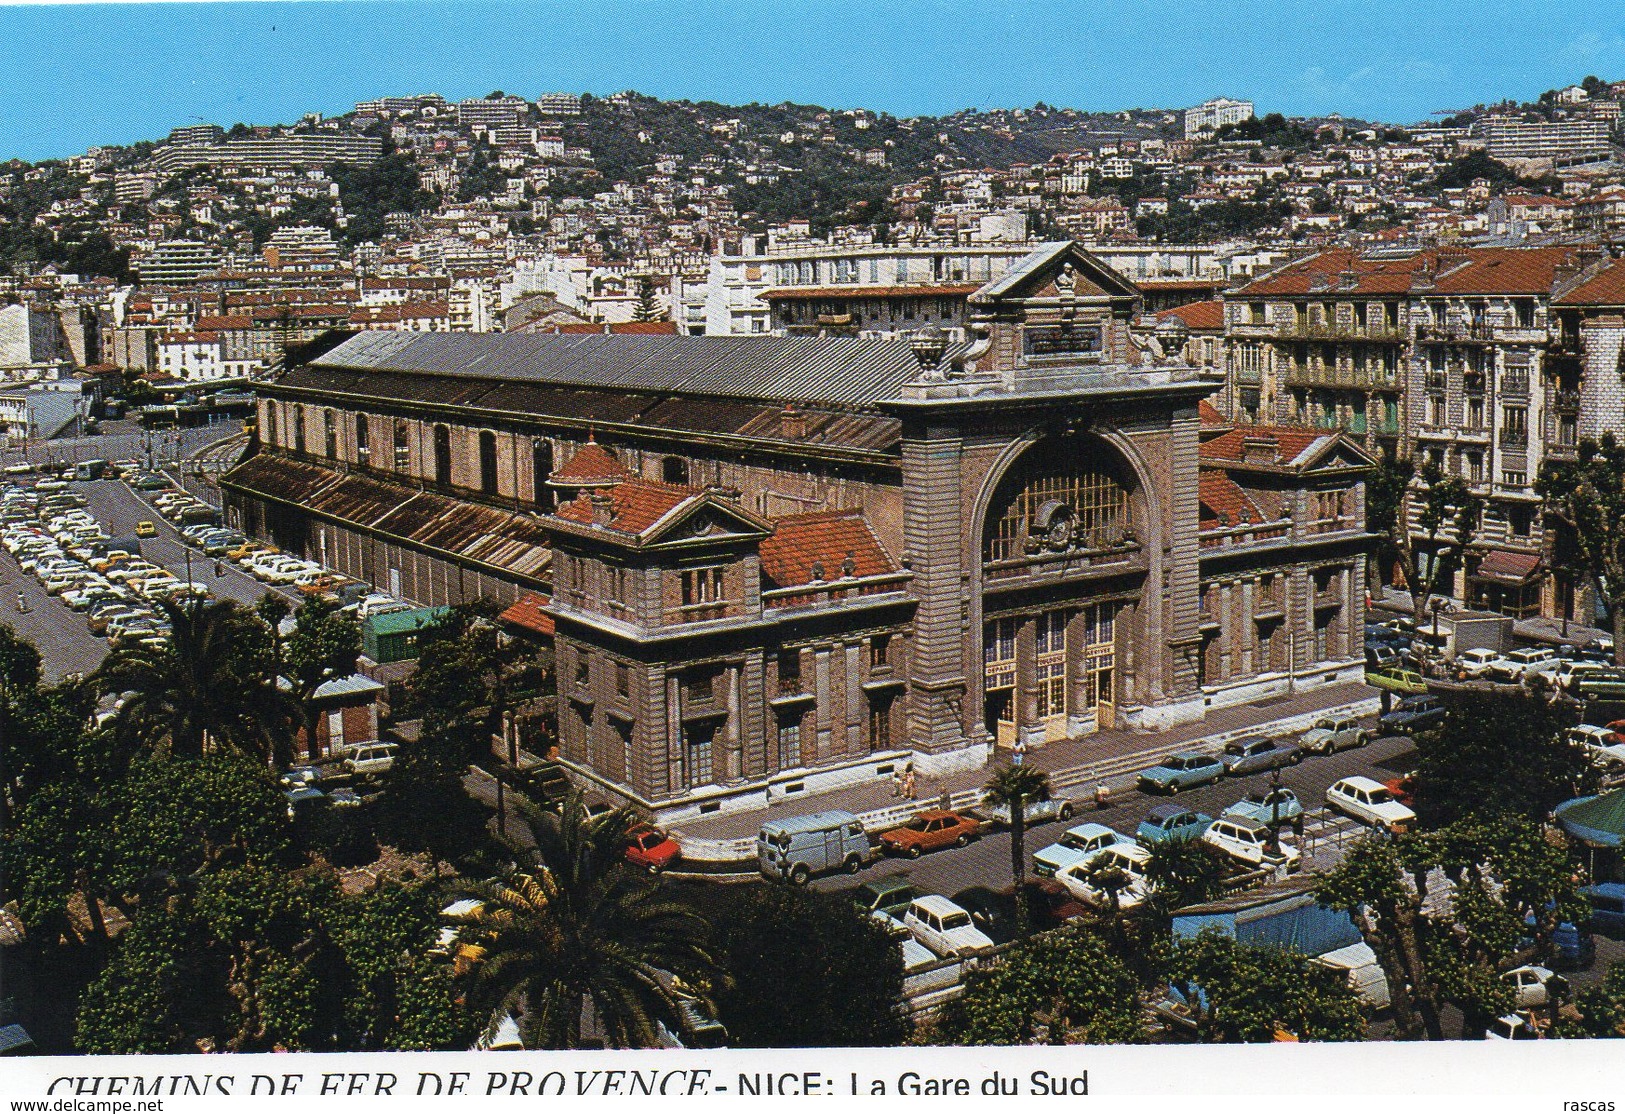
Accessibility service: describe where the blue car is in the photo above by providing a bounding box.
[1136,751,1226,794]
[1136,803,1213,844]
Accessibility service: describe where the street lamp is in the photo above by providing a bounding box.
[1430,597,1449,670]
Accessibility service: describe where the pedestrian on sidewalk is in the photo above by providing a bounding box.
[1094,781,1111,811]
[1011,736,1027,767]
[16,590,26,614]
[902,763,917,800]
[890,766,903,797]
[938,789,951,812]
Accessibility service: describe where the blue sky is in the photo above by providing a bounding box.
[4,0,1625,161]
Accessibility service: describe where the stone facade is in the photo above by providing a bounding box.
[226,241,1372,822]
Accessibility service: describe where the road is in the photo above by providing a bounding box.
[3,468,299,681]
[812,732,1416,901]
[4,419,239,475]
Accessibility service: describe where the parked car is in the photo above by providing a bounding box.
[1503,965,1568,1009]
[1452,647,1501,679]
[1378,694,1447,736]
[902,895,995,960]
[1298,716,1369,756]
[1364,644,1400,672]
[1054,842,1153,910]
[852,877,920,929]
[1364,666,1428,695]
[1325,775,1416,834]
[878,810,981,858]
[1221,787,1304,827]
[1567,725,1625,774]
[1136,804,1213,844]
[1031,822,1130,878]
[343,742,397,777]
[624,823,681,873]
[1219,735,1302,776]
[1487,646,1555,683]
[1201,816,1302,873]
[1135,751,1226,794]
[977,790,1074,829]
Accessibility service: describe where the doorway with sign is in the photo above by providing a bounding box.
[1080,603,1117,732]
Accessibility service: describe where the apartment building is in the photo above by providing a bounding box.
[1482,119,1613,163]
[1226,245,1598,621]
[151,134,383,175]
[1184,98,1255,140]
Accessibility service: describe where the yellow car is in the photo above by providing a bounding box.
[227,540,275,561]
[134,521,158,538]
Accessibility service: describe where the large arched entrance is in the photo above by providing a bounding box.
[978,434,1146,748]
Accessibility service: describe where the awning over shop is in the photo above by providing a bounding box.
[1556,790,1625,849]
[1470,549,1542,585]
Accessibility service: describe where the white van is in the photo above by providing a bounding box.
[343,742,397,777]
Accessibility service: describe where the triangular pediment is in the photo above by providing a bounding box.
[641,494,772,546]
[1298,433,1376,472]
[971,240,1141,305]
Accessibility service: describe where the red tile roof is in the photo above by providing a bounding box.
[1555,260,1625,307]
[1198,470,1264,529]
[759,510,898,588]
[1199,425,1327,467]
[498,592,555,638]
[1474,549,1541,583]
[1430,247,1580,295]
[1157,299,1224,331]
[553,478,696,535]
[549,439,632,486]
[1198,399,1228,426]
[194,314,253,331]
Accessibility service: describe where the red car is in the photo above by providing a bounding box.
[878,809,981,858]
[625,824,681,873]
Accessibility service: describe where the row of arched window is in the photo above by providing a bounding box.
[267,401,696,511]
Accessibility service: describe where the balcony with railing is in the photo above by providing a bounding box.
[1283,361,1401,391]
[1498,427,1529,449]
[1500,371,1530,397]
[1197,518,1292,550]
[1230,318,1404,343]
[1552,388,1581,412]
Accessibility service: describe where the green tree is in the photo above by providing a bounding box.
[97,597,295,766]
[981,763,1052,938]
[408,600,535,759]
[1141,837,1227,916]
[452,792,721,1048]
[319,882,473,1050]
[1318,816,1586,1040]
[1411,686,1593,829]
[632,276,664,322]
[376,722,493,870]
[93,754,292,903]
[935,926,1144,1045]
[1571,959,1625,1037]
[1539,434,1625,665]
[1367,456,1481,628]
[1167,929,1365,1042]
[692,885,905,1047]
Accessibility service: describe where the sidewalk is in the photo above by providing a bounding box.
[672,679,1378,846]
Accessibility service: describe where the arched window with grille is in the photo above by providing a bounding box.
[323,410,337,460]
[354,412,370,463]
[982,437,1133,566]
[393,422,410,471]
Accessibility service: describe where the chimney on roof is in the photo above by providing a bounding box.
[1242,434,1279,464]
[587,491,616,527]
[780,403,807,440]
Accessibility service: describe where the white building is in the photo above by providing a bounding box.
[1184,97,1255,139]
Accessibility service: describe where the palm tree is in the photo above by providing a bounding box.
[97,596,296,766]
[983,763,1053,938]
[1142,837,1226,918]
[452,791,722,1048]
